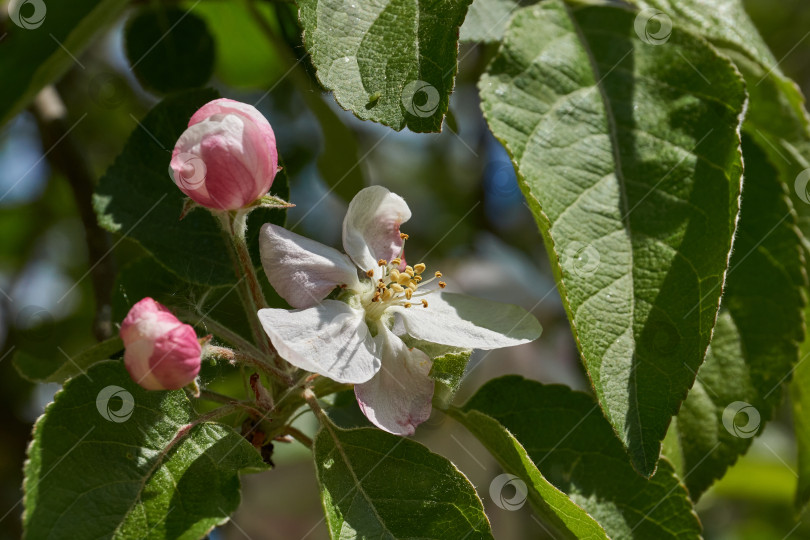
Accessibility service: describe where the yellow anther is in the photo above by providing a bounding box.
[414,263,426,274]
[382,288,393,301]
[439,281,447,289]
[405,265,414,275]
[390,269,400,281]
[397,274,411,286]
[391,258,401,266]
[378,259,387,267]
[404,303,412,308]
[391,283,405,293]
[408,282,418,292]
[414,275,423,282]
[435,271,443,278]
[400,233,409,240]
[405,289,413,300]
[366,269,374,278]
[421,299,429,308]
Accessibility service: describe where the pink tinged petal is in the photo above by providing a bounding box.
[121,298,201,390]
[355,327,433,436]
[187,98,278,174]
[171,98,278,210]
[147,324,202,390]
[259,224,360,309]
[257,301,380,384]
[342,186,412,274]
[390,292,542,350]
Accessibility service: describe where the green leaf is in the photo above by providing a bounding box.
[429,348,471,406]
[0,0,128,126]
[448,407,608,539]
[667,137,806,499]
[23,361,267,539]
[313,422,494,539]
[460,0,520,43]
[124,6,216,94]
[13,336,123,384]
[325,389,373,429]
[459,376,702,539]
[400,337,472,408]
[479,0,747,475]
[634,0,810,225]
[93,88,288,286]
[792,306,810,511]
[298,0,473,132]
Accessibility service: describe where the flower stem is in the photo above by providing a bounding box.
[303,388,327,422]
[205,345,295,388]
[217,211,271,357]
[285,426,313,449]
[311,377,353,398]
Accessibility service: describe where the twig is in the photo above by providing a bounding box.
[30,86,116,341]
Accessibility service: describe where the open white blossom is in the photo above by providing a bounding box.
[257,186,542,435]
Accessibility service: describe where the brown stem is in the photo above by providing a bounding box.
[30,86,116,341]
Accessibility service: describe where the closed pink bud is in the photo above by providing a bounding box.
[170,98,278,210]
[120,297,201,390]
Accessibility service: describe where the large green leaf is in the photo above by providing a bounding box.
[313,422,494,539]
[23,361,267,539]
[666,138,806,499]
[93,89,288,286]
[479,0,747,475]
[634,0,810,226]
[448,408,608,539]
[792,303,810,511]
[298,0,473,132]
[460,0,521,43]
[0,0,128,126]
[14,336,123,384]
[459,376,702,539]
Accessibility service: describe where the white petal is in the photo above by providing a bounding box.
[390,292,542,350]
[259,224,360,309]
[355,326,433,435]
[258,301,379,384]
[342,186,411,274]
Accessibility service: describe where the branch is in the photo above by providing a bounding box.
[30,86,116,341]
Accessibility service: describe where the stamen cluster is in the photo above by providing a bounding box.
[362,233,446,318]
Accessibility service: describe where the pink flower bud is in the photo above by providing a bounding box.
[120,297,201,390]
[170,98,278,210]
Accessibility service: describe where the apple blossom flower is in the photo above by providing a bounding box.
[257,186,542,435]
[120,297,201,390]
[170,98,278,210]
